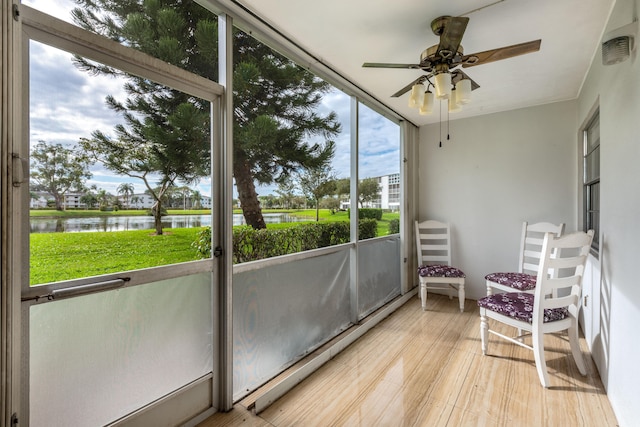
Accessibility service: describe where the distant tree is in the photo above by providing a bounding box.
[176,185,192,210]
[80,192,98,209]
[358,178,380,208]
[319,196,340,213]
[291,195,307,209]
[30,141,93,211]
[259,194,276,209]
[334,177,350,209]
[191,190,203,209]
[130,195,142,209]
[298,161,337,221]
[276,180,297,209]
[96,188,113,210]
[117,183,135,208]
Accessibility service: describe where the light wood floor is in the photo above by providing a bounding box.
[199,293,619,427]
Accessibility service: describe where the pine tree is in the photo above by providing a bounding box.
[72,0,340,230]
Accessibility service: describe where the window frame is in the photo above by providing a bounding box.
[582,109,600,256]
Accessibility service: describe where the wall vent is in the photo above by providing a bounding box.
[602,20,637,66]
[602,36,633,65]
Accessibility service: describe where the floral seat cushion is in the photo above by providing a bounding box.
[485,272,536,291]
[418,264,466,278]
[477,292,568,323]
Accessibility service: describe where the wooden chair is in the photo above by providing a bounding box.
[485,221,565,296]
[415,220,465,312]
[478,230,594,387]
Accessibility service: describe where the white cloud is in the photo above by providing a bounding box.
[22,0,76,23]
[25,3,401,199]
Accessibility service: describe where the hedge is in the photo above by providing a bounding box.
[193,219,378,263]
[347,208,383,220]
[388,218,400,234]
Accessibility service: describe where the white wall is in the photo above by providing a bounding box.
[418,0,640,423]
[576,0,640,425]
[418,100,578,300]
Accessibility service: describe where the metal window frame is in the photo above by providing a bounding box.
[582,109,600,256]
[15,4,226,424]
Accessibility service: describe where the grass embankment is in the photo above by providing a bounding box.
[30,228,201,284]
[30,209,399,285]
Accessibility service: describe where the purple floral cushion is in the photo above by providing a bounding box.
[485,272,536,291]
[418,264,465,278]
[477,292,568,323]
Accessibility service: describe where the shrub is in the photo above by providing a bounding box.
[192,219,387,262]
[358,218,377,240]
[193,221,353,263]
[192,226,212,259]
[388,218,400,234]
[347,208,383,220]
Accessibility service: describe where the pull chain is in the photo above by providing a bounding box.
[447,102,450,141]
[439,101,442,147]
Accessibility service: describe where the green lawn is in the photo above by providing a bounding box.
[30,228,201,285]
[29,209,400,285]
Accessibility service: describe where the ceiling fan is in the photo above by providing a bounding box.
[363,15,541,108]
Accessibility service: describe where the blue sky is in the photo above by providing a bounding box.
[25,0,400,199]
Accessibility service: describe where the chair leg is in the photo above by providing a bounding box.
[532,329,550,387]
[486,281,493,296]
[568,321,587,375]
[420,282,427,311]
[458,284,465,312]
[480,309,488,355]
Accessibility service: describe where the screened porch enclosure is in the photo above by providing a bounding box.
[233,236,401,401]
[10,3,409,425]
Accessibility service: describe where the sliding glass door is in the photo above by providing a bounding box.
[15,4,224,425]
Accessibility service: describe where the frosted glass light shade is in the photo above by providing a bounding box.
[419,91,434,115]
[408,83,425,108]
[449,88,461,112]
[456,79,472,104]
[434,72,451,99]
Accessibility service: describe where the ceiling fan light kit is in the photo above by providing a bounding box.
[363,14,542,116]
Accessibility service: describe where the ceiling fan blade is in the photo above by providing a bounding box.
[462,39,541,68]
[451,70,480,90]
[436,16,469,59]
[391,76,426,98]
[363,62,421,69]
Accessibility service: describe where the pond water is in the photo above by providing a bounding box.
[29,213,309,233]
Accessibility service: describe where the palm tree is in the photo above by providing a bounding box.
[117,183,135,209]
[96,189,111,210]
[191,190,203,209]
[178,186,192,210]
[130,195,141,209]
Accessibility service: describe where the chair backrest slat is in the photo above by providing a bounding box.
[518,221,565,275]
[415,220,453,267]
[534,230,594,317]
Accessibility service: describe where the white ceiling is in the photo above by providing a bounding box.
[238,0,614,126]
